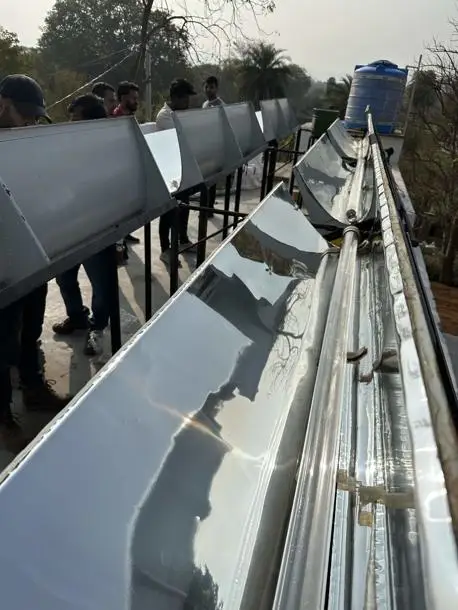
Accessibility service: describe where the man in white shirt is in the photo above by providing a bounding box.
[156,79,196,265]
[202,76,224,108]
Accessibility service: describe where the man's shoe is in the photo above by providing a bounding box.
[83,330,104,356]
[125,233,140,244]
[22,381,73,412]
[52,315,89,335]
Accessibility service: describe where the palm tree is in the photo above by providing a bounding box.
[235,41,292,108]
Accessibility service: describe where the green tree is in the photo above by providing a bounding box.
[401,22,458,285]
[39,0,190,91]
[0,27,32,78]
[325,74,352,118]
[285,64,312,122]
[235,41,292,108]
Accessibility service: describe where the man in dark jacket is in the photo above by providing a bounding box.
[0,75,71,437]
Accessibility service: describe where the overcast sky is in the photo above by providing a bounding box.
[0,0,456,79]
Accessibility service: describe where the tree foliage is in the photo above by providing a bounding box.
[325,74,352,118]
[0,27,32,78]
[39,0,190,89]
[401,19,458,284]
[235,42,292,108]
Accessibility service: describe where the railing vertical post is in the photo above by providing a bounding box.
[266,140,278,194]
[260,148,270,200]
[289,128,302,195]
[222,173,232,240]
[169,205,180,296]
[196,186,209,267]
[233,166,243,229]
[143,223,152,320]
[108,243,122,354]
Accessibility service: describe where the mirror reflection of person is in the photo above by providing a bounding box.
[128,222,310,610]
[129,408,228,610]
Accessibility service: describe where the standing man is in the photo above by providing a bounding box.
[0,75,71,435]
[156,78,196,266]
[92,82,116,116]
[52,94,112,357]
[202,76,224,108]
[113,81,140,245]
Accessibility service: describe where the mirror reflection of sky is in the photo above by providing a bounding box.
[253,191,328,255]
[211,243,291,304]
[144,129,181,193]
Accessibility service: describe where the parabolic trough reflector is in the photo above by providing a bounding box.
[0,116,173,307]
[293,130,376,236]
[0,183,338,610]
[327,118,358,160]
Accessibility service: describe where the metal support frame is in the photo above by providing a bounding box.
[260,149,270,200]
[107,243,122,354]
[266,141,278,194]
[196,186,209,267]
[289,129,302,194]
[222,173,232,240]
[143,223,152,320]
[169,207,180,296]
[233,166,243,229]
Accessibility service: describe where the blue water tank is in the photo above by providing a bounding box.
[344,60,408,134]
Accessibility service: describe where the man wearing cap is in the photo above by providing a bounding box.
[0,74,71,438]
[156,79,196,266]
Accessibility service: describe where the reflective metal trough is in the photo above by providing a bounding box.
[0,106,457,610]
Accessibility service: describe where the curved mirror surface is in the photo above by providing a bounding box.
[0,118,155,258]
[327,119,357,159]
[0,185,333,610]
[295,135,354,224]
[144,128,182,193]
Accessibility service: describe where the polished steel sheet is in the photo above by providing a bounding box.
[294,134,355,225]
[0,184,336,610]
[223,102,266,160]
[143,128,183,193]
[294,135,375,236]
[327,119,358,160]
[260,99,289,142]
[0,116,173,307]
[276,98,299,135]
[173,106,243,185]
[0,117,169,258]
